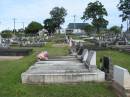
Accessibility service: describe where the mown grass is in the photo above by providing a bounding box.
[0,43,117,97]
[97,50,130,72]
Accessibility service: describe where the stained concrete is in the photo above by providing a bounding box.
[22,50,105,84]
[22,61,105,84]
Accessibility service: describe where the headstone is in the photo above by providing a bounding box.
[81,49,88,60]
[112,65,130,97]
[102,57,110,72]
[101,56,113,80]
[89,51,96,70]
[77,43,84,55]
[85,51,96,71]
[113,65,130,88]
[82,50,88,62]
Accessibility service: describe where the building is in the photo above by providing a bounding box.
[66,23,88,35]
[38,29,48,36]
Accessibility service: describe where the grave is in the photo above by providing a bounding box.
[21,50,105,84]
[47,49,87,61]
[85,51,96,71]
[112,65,130,97]
[0,35,32,57]
[0,48,32,56]
[20,37,46,47]
[0,35,9,48]
[100,56,113,80]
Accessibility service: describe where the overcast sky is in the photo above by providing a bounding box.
[0,0,127,31]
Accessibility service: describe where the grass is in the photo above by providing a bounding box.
[97,50,130,72]
[0,43,117,97]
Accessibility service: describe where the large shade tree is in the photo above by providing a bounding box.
[50,7,67,29]
[25,21,43,35]
[44,18,56,36]
[82,1,108,33]
[43,7,67,35]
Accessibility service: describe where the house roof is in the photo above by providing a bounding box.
[67,23,88,29]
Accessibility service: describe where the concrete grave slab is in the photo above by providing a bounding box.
[22,60,105,84]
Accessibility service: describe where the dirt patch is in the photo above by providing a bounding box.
[0,56,23,61]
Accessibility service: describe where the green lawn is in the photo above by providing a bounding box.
[97,50,130,72]
[0,43,117,97]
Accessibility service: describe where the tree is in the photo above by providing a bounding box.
[1,30,13,38]
[50,7,67,30]
[83,24,95,35]
[117,0,130,22]
[43,18,56,35]
[16,28,25,37]
[25,21,43,35]
[109,26,122,34]
[43,7,67,35]
[81,1,108,33]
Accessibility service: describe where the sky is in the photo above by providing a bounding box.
[0,0,127,31]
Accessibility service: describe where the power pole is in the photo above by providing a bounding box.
[13,18,16,36]
[73,15,76,29]
[22,22,25,30]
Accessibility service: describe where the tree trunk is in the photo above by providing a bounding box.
[97,26,100,34]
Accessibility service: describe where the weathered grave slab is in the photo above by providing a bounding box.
[21,60,105,84]
[21,50,104,84]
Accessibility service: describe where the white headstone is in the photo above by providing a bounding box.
[89,51,96,66]
[85,51,96,71]
[83,50,88,62]
[113,65,130,88]
[81,49,88,59]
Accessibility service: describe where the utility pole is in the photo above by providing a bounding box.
[73,15,76,29]
[22,22,25,30]
[13,18,16,36]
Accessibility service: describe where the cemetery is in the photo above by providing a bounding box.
[0,35,130,97]
[19,36,46,47]
[0,35,33,61]
[1,0,130,97]
[0,32,130,97]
